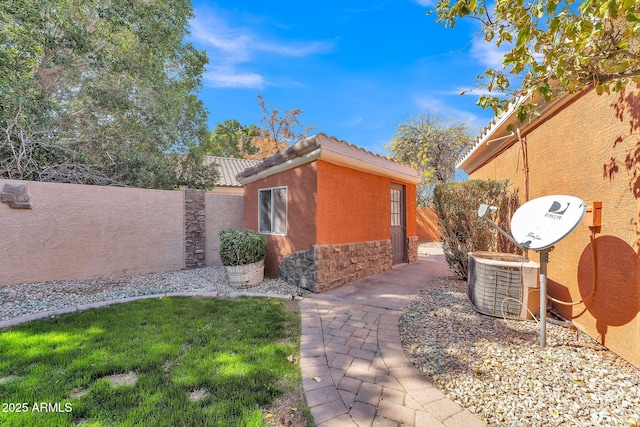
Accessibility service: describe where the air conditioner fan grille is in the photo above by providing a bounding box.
[468,258,524,318]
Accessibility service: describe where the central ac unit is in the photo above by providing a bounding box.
[468,252,540,320]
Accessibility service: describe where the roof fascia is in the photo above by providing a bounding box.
[457,91,581,174]
[238,133,421,185]
[456,94,530,173]
[237,148,322,186]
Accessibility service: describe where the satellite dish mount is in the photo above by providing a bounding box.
[479,195,586,347]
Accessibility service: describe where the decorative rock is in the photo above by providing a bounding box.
[399,277,640,427]
[1,183,31,209]
[0,266,311,323]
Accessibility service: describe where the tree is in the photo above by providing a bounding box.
[195,119,260,159]
[0,0,217,189]
[243,94,316,160]
[387,112,472,206]
[434,0,640,119]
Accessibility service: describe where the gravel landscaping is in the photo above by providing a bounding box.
[399,276,640,427]
[0,267,309,322]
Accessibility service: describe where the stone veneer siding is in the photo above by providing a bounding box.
[279,239,393,293]
[184,189,206,269]
[407,236,419,264]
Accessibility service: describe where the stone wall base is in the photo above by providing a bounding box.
[407,235,419,264]
[279,239,393,293]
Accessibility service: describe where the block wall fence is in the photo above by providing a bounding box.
[0,180,243,288]
[416,207,440,242]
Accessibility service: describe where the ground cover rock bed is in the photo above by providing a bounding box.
[400,277,640,427]
[0,267,309,322]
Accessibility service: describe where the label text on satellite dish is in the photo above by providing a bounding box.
[526,232,542,241]
[544,201,570,220]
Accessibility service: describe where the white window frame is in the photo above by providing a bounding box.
[258,186,288,236]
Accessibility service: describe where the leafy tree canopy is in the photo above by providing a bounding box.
[387,112,472,206]
[434,0,640,119]
[0,0,217,189]
[195,119,260,159]
[196,95,316,162]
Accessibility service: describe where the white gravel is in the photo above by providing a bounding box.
[399,277,640,427]
[0,266,310,322]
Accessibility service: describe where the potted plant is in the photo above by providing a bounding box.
[219,229,267,288]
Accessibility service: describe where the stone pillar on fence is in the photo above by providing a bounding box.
[184,189,206,269]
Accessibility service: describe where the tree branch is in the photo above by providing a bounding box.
[596,68,640,84]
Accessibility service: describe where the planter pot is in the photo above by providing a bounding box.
[224,260,265,288]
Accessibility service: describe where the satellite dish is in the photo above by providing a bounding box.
[511,195,587,250]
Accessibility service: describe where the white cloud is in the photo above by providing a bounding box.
[255,40,335,57]
[413,94,486,131]
[190,8,334,89]
[203,69,264,89]
[413,0,438,7]
[470,37,511,69]
[338,116,364,127]
[454,87,505,97]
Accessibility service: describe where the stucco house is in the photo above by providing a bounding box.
[237,133,421,293]
[457,86,640,368]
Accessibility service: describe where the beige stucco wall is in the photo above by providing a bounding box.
[0,180,185,287]
[205,193,245,266]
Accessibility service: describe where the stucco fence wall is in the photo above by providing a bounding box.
[0,180,243,288]
[416,207,440,242]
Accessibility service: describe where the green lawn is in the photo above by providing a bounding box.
[0,297,307,426]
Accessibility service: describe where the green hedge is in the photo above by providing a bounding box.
[219,229,267,266]
[433,179,520,280]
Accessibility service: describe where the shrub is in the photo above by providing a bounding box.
[433,179,520,280]
[219,229,267,266]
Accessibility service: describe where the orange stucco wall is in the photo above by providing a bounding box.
[416,207,441,242]
[243,162,318,277]
[405,185,417,238]
[243,159,419,277]
[315,160,417,244]
[469,88,640,367]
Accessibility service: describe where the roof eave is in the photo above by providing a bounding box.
[456,94,530,173]
[457,91,582,174]
[317,136,421,184]
[237,133,421,185]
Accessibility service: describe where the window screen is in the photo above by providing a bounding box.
[258,187,287,235]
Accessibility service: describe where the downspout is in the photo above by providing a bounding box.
[517,128,530,202]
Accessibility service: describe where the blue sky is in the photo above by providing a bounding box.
[188,0,506,154]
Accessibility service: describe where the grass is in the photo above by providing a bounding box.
[0,296,309,426]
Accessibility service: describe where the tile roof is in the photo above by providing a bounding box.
[203,157,260,187]
[237,133,420,184]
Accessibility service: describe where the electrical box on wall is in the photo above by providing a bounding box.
[585,202,602,232]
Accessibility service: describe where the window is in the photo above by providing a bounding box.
[391,187,402,226]
[258,187,287,235]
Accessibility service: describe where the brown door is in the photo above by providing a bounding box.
[390,183,406,265]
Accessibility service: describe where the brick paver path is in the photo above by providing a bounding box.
[299,258,486,426]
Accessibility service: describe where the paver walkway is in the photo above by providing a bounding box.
[299,254,486,426]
